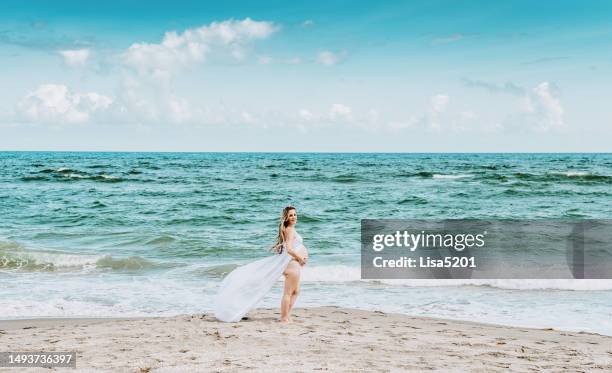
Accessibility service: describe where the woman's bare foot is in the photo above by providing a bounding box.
[279,318,291,324]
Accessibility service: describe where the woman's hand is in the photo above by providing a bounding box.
[296,255,306,266]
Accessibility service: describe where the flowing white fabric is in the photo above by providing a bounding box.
[214,232,303,322]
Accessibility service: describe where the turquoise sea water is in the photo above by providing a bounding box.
[1,152,611,333]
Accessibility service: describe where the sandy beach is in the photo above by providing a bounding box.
[1,307,611,372]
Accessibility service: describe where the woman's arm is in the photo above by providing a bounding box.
[301,245,309,265]
[283,228,305,265]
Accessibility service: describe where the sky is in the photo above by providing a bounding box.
[0,0,611,152]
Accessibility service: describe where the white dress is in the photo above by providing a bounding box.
[214,231,304,322]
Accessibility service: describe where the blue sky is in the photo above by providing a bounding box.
[1,0,611,151]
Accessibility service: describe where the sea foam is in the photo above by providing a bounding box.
[300,265,612,290]
[432,174,472,179]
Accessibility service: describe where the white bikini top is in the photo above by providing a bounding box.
[280,229,303,254]
[292,230,303,246]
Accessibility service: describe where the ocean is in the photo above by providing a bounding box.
[1,152,611,334]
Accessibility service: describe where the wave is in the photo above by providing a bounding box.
[146,235,177,246]
[380,278,612,291]
[397,196,428,205]
[193,263,239,278]
[259,163,277,169]
[0,241,164,272]
[330,174,364,183]
[95,255,157,270]
[477,173,508,182]
[298,265,612,290]
[300,265,361,283]
[298,214,323,223]
[2,240,612,290]
[66,173,87,179]
[394,171,473,179]
[396,171,432,178]
[480,165,511,170]
[514,172,612,183]
[396,172,473,179]
[0,243,100,271]
[20,176,48,182]
[91,174,122,182]
[304,174,367,183]
[390,170,612,184]
[565,171,588,177]
[86,164,110,169]
[21,168,128,183]
[433,174,472,179]
[92,200,107,208]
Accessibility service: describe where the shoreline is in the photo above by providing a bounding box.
[1,306,611,372]
[0,311,609,337]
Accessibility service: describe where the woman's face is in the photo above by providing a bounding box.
[287,209,297,226]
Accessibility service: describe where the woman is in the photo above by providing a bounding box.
[214,206,309,323]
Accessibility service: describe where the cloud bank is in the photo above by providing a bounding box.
[123,18,278,79]
[16,84,112,124]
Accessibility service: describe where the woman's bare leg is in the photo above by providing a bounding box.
[280,261,300,323]
[288,281,300,313]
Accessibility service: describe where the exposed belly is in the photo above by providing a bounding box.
[294,244,308,259]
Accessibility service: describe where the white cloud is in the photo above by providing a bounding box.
[329,103,352,121]
[10,19,285,128]
[83,92,114,110]
[424,94,450,131]
[59,49,90,68]
[511,82,564,131]
[16,84,112,124]
[431,94,449,113]
[108,18,280,126]
[302,20,314,27]
[112,76,207,125]
[167,97,195,124]
[531,82,564,129]
[123,18,279,78]
[298,109,313,121]
[464,79,565,132]
[240,111,255,124]
[316,51,339,66]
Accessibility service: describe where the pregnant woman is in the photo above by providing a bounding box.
[214,206,309,323]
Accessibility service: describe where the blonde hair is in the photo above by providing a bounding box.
[271,206,296,254]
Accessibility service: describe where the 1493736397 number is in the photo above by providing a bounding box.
[0,352,76,368]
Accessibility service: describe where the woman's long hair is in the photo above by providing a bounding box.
[271,206,296,254]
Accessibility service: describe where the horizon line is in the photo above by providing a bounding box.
[1,150,611,155]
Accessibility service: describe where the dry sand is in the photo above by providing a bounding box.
[1,307,611,372]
